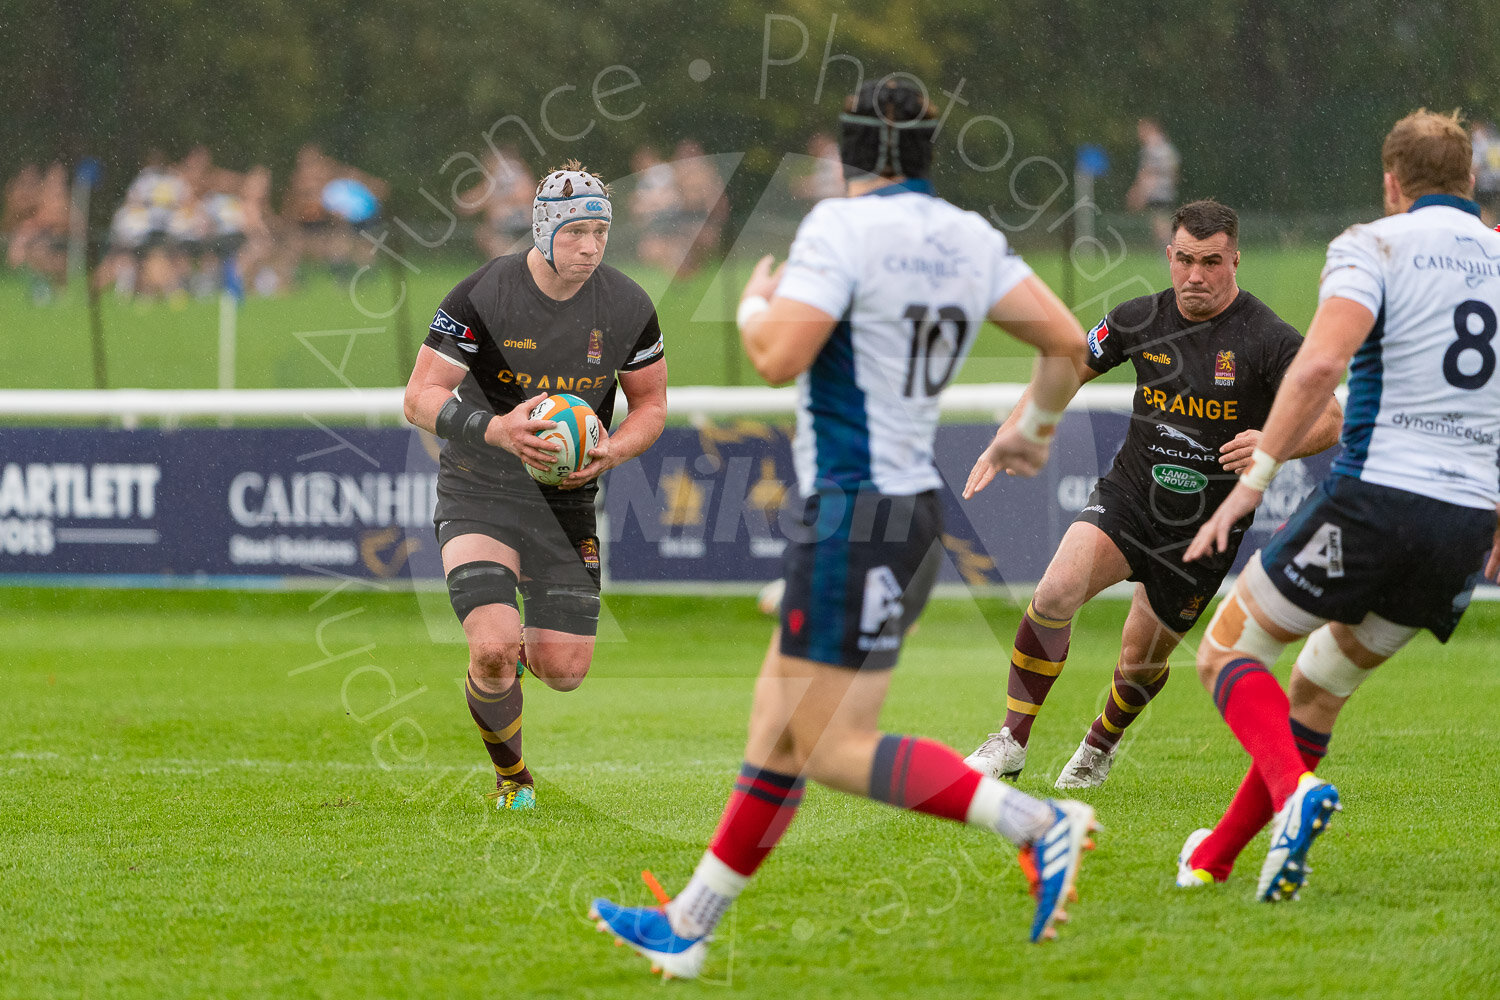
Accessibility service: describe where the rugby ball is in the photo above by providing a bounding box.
[526,393,601,486]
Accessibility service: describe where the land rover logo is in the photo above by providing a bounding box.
[1151,464,1208,494]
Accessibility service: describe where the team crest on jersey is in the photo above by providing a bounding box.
[578,537,600,568]
[430,309,478,353]
[1214,349,1236,386]
[587,328,603,365]
[1086,319,1110,359]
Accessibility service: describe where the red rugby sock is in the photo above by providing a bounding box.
[1192,721,1331,880]
[708,763,805,877]
[1212,658,1309,810]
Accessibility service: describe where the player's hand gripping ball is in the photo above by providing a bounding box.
[526,393,602,486]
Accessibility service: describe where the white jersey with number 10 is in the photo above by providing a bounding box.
[1320,197,1500,508]
[774,182,1034,497]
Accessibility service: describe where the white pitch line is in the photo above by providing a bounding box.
[2,750,738,776]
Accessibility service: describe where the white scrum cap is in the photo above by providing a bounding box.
[532,168,612,264]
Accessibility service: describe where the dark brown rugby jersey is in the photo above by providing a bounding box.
[423,252,664,500]
[1084,288,1303,528]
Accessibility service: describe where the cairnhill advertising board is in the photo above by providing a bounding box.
[0,419,1334,587]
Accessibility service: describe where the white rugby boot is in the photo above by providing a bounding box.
[965,726,1027,780]
[1054,740,1115,789]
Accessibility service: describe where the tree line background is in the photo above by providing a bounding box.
[7,0,1500,242]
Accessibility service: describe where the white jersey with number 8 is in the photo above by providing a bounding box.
[1319,197,1500,508]
[774,182,1034,497]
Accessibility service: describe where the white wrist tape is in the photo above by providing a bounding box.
[1016,401,1064,445]
[1240,447,1283,492]
[736,295,770,333]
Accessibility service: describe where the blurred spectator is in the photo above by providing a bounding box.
[201,181,250,299]
[166,189,213,301]
[670,139,728,277]
[791,131,845,204]
[1472,120,1500,226]
[121,150,191,299]
[2,164,43,238]
[1126,117,1179,243]
[283,143,389,282]
[97,198,151,297]
[105,152,193,300]
[176,145,245,202]
[629,144,679,271]
[455,144,533,259]
[6,162,70,303]
[234,166,296,296]
[284,143,333,266]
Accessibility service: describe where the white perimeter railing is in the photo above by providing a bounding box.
[2,384,1489,602]
[0,384,1143,427]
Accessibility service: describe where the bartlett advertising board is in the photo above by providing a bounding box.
[0,426,441,582]
[0,420,1332,586]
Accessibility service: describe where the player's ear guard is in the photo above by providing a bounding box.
[533,169,611,264]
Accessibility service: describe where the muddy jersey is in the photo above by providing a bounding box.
[423,252,664,501]
[1085,288,1303,530]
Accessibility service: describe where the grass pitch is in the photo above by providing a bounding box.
[0,244,1328,394]
[3,587,1498,998]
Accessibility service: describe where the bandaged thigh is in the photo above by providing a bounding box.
[1297,614,1415,697]
[1204,557,1322,663]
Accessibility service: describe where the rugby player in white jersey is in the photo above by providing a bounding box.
[1180,109,1500,901]
[589,76,1097,978]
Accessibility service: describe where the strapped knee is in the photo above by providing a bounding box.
[1295,625,1366,698]
[446,561,518,623]
[1203,592,1290,665]
[1205,557,1322,665]
[1298,615,1414,698]
[1349,614,1418,658]
[519,580,600,635]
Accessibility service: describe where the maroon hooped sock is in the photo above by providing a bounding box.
[1002,602,1073,744]
[1085,663,1169,752]
[465,670,531,787]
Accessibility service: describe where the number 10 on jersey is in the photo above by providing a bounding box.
[902,304,973,398]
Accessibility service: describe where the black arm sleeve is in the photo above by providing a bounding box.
[435,396,493,448]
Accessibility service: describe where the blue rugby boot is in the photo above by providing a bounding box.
[1258,772,1340,902]
[1019,799,1098,942]
[589,897,708,979]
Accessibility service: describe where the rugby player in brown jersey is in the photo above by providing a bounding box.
[403,161,667,810]
[964,200,1344,789]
